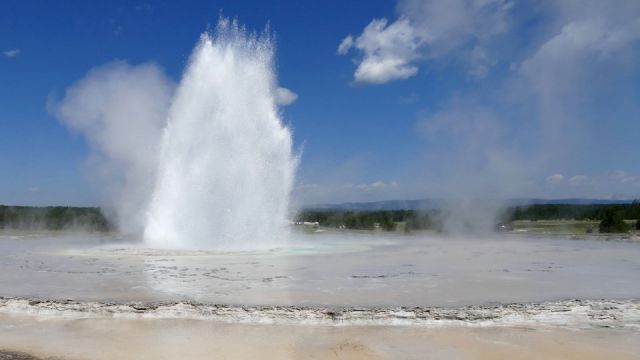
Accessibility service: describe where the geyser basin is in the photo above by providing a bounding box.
[1,231,639,308]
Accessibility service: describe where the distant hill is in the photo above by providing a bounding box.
[505,198,638,206]
[307,199,444,211]
[306,198,638,211]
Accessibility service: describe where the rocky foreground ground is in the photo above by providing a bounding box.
[1,297,639,328]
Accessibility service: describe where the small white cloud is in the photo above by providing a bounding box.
[3,49,20,57]
[568,175,589,186]
[337,35,354,54]
[546,174,564,184]
[346,180,399,192]
[369,181,387,189]
[275,87,298,106]
[347,18,420,84]
[355,57,419,84]
[27,187,40,193]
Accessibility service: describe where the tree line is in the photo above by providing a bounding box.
[504,202,640,233]
[504,203,640,222]
[0,205,112,231]
[295,209,439,232]
[2,202,638,233]
[298,202,640,233]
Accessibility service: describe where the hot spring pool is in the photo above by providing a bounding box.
[1,230,639,309]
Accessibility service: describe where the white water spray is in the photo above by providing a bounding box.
[144,20,296,249]
[55,18,296,250]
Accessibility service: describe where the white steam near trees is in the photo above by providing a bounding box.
[53,61,173,234]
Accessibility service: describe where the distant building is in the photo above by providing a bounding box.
[291,221,319,228]
[303,221,319,228]
[495,222,513,232]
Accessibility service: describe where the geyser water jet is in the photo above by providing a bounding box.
[55,18,296,250]
[144,20,296,250]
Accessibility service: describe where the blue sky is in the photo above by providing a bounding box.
[1,0,639,206]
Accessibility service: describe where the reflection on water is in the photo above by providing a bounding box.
[0,230,639,307]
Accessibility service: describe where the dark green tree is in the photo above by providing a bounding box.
[380,215,396,231]
[599,209,630,233]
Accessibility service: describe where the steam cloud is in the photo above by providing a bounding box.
[53,61,173,235]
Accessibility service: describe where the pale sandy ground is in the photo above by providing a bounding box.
[0,314,639,360]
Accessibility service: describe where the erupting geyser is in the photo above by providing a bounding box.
[55,19,297,250]
[144,21,296,249]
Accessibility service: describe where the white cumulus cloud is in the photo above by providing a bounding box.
[338,0,512,84]
[546,174,565,184]
[339,18,420,84]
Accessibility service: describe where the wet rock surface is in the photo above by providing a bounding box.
[1,297,638,328]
